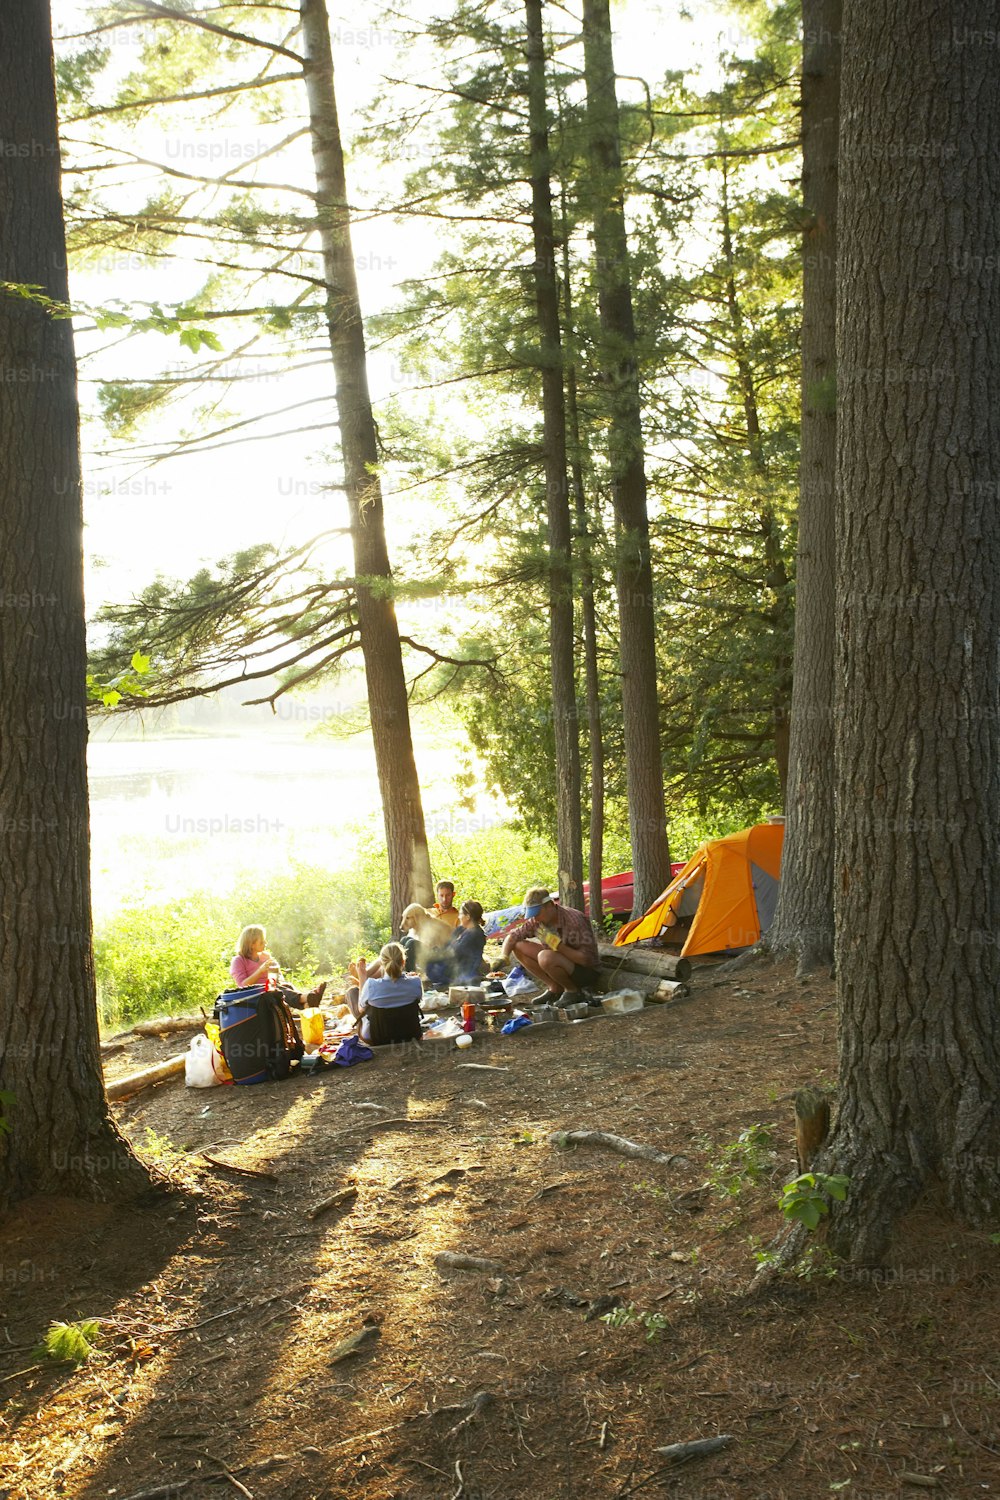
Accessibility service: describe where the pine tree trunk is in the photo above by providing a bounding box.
[300,0,433,928]
[581,0,670,915]
[768,0,840,973]
[559,197,605,928]
[0,0,150,1208]
[827,0,1000,1263]
[524,0,583,907]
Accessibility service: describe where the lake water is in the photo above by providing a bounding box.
[87,724,509,922]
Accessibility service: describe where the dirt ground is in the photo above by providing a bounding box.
[2,959,1000,1500]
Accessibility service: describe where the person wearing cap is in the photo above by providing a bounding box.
[500,886,601,1001]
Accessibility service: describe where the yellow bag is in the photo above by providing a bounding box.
[299,1008,325,1047]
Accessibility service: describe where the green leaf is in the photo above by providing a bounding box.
[101,688,122,707]
[130,651,151,675]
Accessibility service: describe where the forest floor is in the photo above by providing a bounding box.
[2,959,1000,1500]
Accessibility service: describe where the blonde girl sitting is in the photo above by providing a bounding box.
[346,941,423,1046]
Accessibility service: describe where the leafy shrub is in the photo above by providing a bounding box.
[94,825,559,1028]
[39,1319,100,1366]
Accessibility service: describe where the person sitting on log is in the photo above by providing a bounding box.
[501,887,601,1005]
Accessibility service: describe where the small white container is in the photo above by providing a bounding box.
[455,1033,473,1049]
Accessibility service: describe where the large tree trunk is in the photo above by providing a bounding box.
[558,183,605,929]
[300,0,433,928]
[827,0,1000,1263]
[767,0,840,973]
[0,0,150,1208]
[524,0,583,908]
[581,0,670,916]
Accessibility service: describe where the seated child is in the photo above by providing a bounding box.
[230,924,325,1010]
[346,941,422,1046]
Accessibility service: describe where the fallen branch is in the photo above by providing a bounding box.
[456,1063,509,1072]
[118,1485,192,1500]
[0,1362,42,1385]
[307,1185,358,1220]
[198,1153,278,1183]
[106,1054,186,1101]
[435,1251,507,1276]
[126,1014,205,1038]
[654,1435,734,1463]
[197,1452,253,1498]
[548,1130,689,1168]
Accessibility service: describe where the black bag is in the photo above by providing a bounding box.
[214,986,305,1085]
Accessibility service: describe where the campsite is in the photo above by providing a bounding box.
[6,958,1000,1500]
[4,0,1000,1498]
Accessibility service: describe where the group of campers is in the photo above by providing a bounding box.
[229,881,601,1048]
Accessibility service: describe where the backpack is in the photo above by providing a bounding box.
[214,986,305,1085]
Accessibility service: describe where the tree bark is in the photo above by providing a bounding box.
[300,0,433,928]
[827,0,1000,1263]
[767,0,840,973]
[524,0,583,908]
[557,126,605,930]
[581,0,670,916]
[0,0,150,1208]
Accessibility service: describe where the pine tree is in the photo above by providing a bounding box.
[0,0,150,1208]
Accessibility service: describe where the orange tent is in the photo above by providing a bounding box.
[613,822,785,957]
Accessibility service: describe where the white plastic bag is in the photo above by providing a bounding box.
[185,1033,223,1088]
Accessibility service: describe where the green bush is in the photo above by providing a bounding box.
[94,896,233,1030]
[94,826,559,1029]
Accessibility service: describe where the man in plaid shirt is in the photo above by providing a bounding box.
[501,886,602,1004]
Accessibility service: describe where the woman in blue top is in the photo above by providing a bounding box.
[447,901,487,984]
[347,941,422,1045]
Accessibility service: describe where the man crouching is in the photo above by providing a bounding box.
[501,886,601,1004]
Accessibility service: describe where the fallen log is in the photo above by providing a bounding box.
[598,945,692,982]
[593,967,663,998]
[107,1013,204,1041]
[308,1185,358,1220]
[594,966,686,1002]
[643,980,689,1004]
[106,1054,186,1101]
[549,1129,689,1168]
[655,1434,734,1463]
